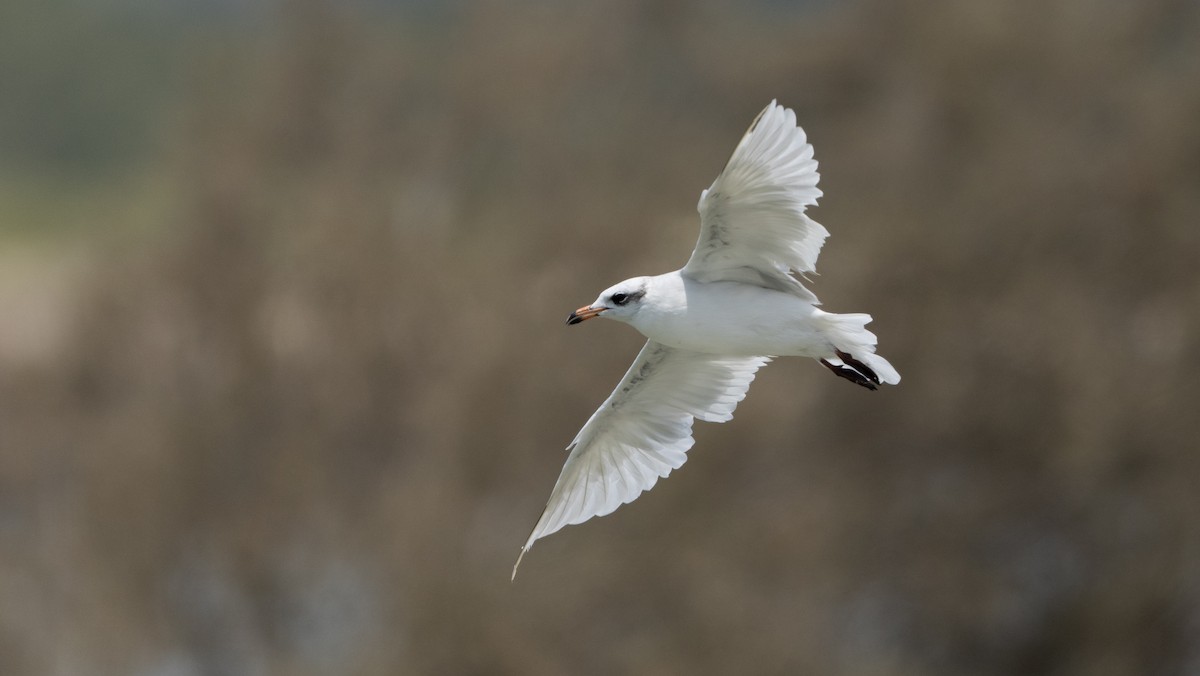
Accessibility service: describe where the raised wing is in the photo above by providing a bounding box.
[683,100,828,303]
[514,341,769,578]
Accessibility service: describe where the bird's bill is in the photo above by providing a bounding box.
[566,305,605,325]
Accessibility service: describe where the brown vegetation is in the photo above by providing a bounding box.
[2,1,1199,674]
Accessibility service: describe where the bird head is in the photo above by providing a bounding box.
[566,277,648,325]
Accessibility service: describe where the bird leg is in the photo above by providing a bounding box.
[835,349,881,386]
[821,352,879,391]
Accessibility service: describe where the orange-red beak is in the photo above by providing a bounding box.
[566,305,605,325]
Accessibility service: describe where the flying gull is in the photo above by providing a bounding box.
[514,101,900,579]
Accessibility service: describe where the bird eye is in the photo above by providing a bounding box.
[611,293,629,306]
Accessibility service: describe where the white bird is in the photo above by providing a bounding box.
[513,101,899,579]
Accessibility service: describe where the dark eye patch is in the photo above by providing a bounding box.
[611,293,629,305]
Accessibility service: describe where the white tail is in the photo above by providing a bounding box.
[819,312,901,385]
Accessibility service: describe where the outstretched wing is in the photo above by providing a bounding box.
[683,100,828,303]
[515,341,769,578]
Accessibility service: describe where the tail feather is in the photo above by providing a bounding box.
[854,351,900,385]
[819,312,900,385]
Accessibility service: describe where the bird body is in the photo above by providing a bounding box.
[608,273,828,357]
[514,101,900,579]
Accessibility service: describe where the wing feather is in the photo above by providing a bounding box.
[514,341,769,577]
[683,100,829,303]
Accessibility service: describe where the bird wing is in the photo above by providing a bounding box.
[515,341,769,578]
[682,100,828,303]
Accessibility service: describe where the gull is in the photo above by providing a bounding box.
[513,101,899,579]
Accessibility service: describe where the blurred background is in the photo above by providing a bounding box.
[2,0,1199,674]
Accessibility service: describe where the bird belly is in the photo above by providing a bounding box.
[634,282,830,357]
